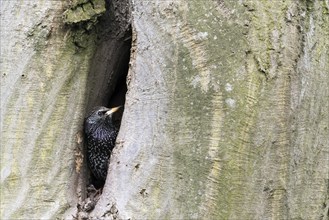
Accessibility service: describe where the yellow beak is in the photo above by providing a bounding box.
[105,106,121,116]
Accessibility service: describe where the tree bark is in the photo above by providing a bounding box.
[1,0,328,219]
[0,0,107,219]
[92,0,329,219]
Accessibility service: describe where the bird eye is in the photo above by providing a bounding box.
[97,111,103,116]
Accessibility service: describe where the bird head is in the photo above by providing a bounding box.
[84,106,121,134]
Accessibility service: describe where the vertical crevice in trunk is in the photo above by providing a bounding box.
[73,0,131,219]
[84,0,131,112]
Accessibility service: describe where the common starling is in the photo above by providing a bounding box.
[84,106,121,181]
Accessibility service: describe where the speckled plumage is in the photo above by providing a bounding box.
[84,106,120,181]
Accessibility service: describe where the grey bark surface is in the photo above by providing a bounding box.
[1,0,119,219]
[92,0,329,219]
[1,0,328,220]
[1,0,131,218]
[1,1,87,219]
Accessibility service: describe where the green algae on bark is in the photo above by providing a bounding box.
[63,0,106,25]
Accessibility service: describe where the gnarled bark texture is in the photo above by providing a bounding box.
[1,0,130,219]
[92,0,329,219]
[1,0,328,219]
[1,1,91,219]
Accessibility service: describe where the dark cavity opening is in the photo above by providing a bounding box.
[84,0,131,188]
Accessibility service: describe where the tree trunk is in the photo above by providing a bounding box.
[0,0,93,218]
[91,0,329,219]
[1,0,328,219]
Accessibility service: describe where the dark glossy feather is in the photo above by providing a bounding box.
[84,106,119,181]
